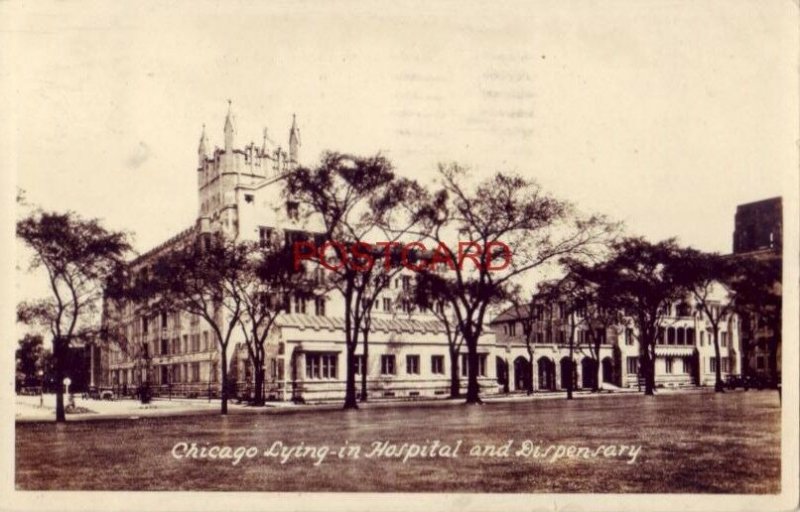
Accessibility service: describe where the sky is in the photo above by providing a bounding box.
[5,0,798,304]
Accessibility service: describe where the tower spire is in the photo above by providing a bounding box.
[289,113,300,164]
[198,124,208,166]
[224,99,235,152]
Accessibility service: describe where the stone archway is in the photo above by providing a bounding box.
[537,357,555,391]
[581,358,598,389]
[513,356,531,391]
[602,357,614,384]
[496,357,509,393]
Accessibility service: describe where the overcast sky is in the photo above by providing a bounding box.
[6,0,798,302]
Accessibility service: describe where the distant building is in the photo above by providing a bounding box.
[730,197,782,383]
[490,283,741,392]
[733,197,782,255]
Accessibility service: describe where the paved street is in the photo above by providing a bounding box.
[15,390,780,493]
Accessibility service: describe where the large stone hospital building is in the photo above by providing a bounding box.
[99,106,742,401]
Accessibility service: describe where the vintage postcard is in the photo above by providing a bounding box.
[1,1,797,511]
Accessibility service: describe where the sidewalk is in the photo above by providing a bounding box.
[15,386,715,422]
[14,394,242,422]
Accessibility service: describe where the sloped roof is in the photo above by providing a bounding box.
[275,313,445,334]
[491,305,529,324]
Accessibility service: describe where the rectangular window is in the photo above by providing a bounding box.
[700,331,705,346]
[710,357,718,373]
[431,355,445,375]
[461,353,487,376]
[161,311,168,329]
[160,339,169,355]
[721,332,727,347]
[665,357,674,374]
[596,328,606,344]
[509,322,516,336]
[259,226,273,247]
[191,363,200,382]
[305,353,337,380]
[315,298,326,316]
[402,275,411,291]
[625,328,634,346]
[203,331,209,351]
[626,356,639,375]
[286,201,299,221]
[536,332,544,344]
[406,355,420,375]
[294,295,306,314]
[211,362,218,382]
[354,355,365,376]
[381,355,396,375]
[558,331,565,344]
[383,298,392,311]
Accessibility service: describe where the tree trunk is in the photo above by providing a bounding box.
[220,347,229,414]
[593,341,601,392]
[642,344,654,396]
[464,338,481,404]
[566,341,574,400]
[712,327,724,393]
[252,365,265,406]
[360,337,369,402]
[54,338,66,422]
[526,346,534,395]
[343,344,358,410]
[449,347,460,398]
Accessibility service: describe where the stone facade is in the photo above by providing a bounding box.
[101,105,497,402]
[490,281,742,392]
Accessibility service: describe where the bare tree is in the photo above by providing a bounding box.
[674,249,738,392]
[145,233,250,414]
[405,164,615,404]
[236,238,314,406]
[508,290,542,395]
[412,271,464,398]
[284,152,418,409]
[601,237,687,395]
[565,258,624,392]
[17,210,131,421]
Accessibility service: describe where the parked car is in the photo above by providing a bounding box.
[84,386,116,400]
[726,374,771,390]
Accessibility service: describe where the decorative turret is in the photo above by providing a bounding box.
[224,100,235,152]
[261,127,270,155]
[197,124,208,167]
[289,113,300,164]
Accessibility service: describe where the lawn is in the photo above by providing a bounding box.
[15,390,780,493]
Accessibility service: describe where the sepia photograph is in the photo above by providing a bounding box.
[1,1,798,511]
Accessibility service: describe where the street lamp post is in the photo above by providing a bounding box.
[38,369,44,408]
